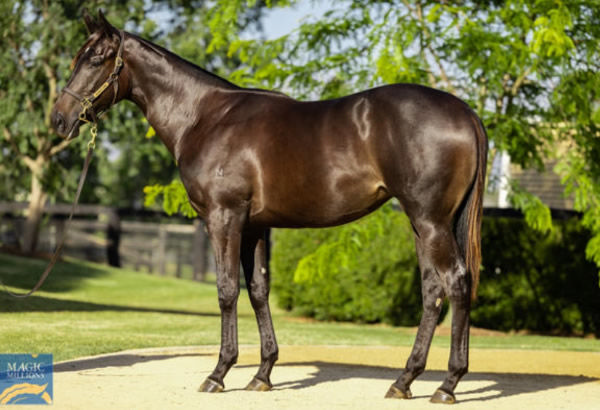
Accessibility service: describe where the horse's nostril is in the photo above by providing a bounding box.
[52,111,66,133]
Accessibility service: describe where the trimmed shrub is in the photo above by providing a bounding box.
[271,203,424,325]
[271,207,600,336]
[473,217,600,336]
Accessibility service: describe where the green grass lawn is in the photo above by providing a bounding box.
[1,253,599,361]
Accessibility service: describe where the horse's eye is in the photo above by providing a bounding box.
[89,55,104,66]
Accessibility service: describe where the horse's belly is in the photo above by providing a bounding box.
[249,179,390,228]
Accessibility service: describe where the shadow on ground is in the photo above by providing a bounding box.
[238,361,597,402]
[55,352,211,372]
[0,293,221,317]
[0,252,109,293]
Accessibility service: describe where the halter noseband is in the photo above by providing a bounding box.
[62,29,125,146]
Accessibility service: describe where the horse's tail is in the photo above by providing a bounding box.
[456,112,488,301]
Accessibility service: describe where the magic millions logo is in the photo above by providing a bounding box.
[0,354,53,405]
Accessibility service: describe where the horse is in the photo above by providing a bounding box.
[51,10,487,404]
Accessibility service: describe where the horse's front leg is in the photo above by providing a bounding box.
[241,228,278,391]
[198,207,246,393]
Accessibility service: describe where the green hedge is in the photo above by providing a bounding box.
[271,203,424,326]
[473,216,600,336]
[270,207,600,336]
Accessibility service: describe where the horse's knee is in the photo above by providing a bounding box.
[249,281,269,308]
[218,283,240,310]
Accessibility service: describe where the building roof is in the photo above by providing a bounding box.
[510,160,574,210]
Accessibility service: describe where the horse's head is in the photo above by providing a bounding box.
[51,10,125,139]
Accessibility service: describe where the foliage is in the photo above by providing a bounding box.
[508,180,553,234]
[1,1,268,250]
[556,149,600,269]
[135,1,600,327]
[473,216,600,336]
[273,212,600,335]
[271,203,424,325]
[190,0,600,276]
[0,1,184,253]
[0,1,152,203]
[144,180,197,218]
[149,1,600,282]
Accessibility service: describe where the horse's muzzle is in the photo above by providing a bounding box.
[51,109,80,139]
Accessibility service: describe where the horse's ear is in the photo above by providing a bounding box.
[97,9,119,37]
[83,8,98,34]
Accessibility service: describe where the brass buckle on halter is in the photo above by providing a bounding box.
[88,123,98,150]
[79,98,93,122]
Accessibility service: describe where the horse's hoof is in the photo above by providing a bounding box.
[384,384,412,399]
[245,377,272,391]
[198,378,224,393]
[430,388,456,404]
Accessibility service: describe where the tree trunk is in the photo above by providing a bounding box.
[21,171,47,254]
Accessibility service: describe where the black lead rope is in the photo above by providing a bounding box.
[1,146,95,298]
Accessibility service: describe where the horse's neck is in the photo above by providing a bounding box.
[123,34,236,160]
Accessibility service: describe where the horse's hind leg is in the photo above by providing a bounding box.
[432,247,471,404]
[387,221,470,404]
[241,228,278,391]
[386,226,445,399]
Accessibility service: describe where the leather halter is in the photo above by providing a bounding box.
[62,29,125,131]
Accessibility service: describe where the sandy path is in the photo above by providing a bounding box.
[21,345,600,409]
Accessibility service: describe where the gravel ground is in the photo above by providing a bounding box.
[18,345,600,409]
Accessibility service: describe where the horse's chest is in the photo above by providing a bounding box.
[180,160,254,216]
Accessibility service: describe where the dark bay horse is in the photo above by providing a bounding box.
[51,11,487,404]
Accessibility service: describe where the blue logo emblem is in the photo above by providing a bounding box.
[0,354,53,405]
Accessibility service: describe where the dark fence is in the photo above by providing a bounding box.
[0,202,212,281]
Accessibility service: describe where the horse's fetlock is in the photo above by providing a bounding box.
[410,364,426,377]
[262,347,279,363]
[448,361,468,378]
[224,354,238,367]
[406,354,426,376]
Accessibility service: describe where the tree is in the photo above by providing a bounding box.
[144,1,600,285]
[0,0,153,253]
[199,0,600,281]
[0,1,266,253]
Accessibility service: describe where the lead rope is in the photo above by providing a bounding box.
[0,126,96,298]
